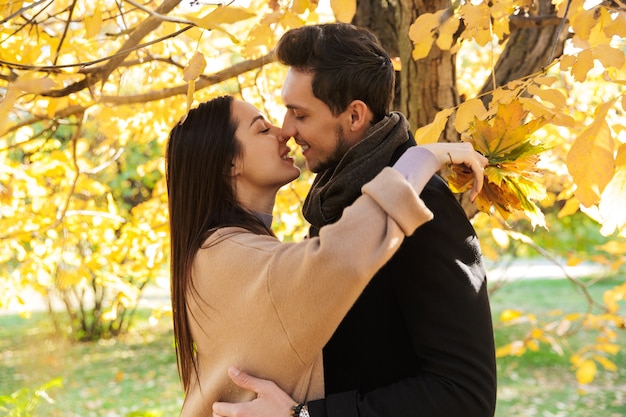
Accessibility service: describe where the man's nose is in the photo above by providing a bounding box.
[281,116,296,140]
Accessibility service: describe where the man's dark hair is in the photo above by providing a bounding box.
[275,23,395,122]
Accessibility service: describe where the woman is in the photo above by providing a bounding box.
[166,95,487,417]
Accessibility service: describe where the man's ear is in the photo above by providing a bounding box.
[347,100,373,132]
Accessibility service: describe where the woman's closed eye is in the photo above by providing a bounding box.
[254,119,271,134]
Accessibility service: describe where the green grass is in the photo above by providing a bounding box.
[489,276,626,417]
[1,276,625,417]
[0,311,182,417]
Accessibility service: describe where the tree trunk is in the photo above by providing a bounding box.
[353,0,458,141]
[353,0,568,218]
[477,0,569,105]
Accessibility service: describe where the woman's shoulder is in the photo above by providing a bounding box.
[202,226,279,251]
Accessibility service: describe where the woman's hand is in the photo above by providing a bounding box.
[212,367,295,417]
[420,142,488,202]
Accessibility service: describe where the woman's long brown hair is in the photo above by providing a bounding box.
[165,95,272,394]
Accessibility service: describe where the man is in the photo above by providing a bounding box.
[213,23,497,417]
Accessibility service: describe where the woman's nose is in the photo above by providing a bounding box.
[271,125,288,142]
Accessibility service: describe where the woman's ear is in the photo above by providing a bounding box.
[347,100,373,132]
[230,159,241,177]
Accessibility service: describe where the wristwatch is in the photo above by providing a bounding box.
[291,403,310,417]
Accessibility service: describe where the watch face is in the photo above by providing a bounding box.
[292,403,309,417]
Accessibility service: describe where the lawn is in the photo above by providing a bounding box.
[1,276,625,417]
[0,311,182,417]
[489,276,626,417]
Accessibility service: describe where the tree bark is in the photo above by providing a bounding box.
[353,0,568,218]
[477,0,569,106]
[353,0,458,141]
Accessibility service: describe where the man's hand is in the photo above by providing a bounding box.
[212,367,296,417]
[419,142,488,202]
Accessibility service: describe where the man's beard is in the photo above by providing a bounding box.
[311,123,352,173]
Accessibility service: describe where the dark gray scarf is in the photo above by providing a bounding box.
[303,111,410,229]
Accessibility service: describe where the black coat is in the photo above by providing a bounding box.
[307,139,497,417]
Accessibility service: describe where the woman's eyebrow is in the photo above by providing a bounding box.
[249,115,265,127]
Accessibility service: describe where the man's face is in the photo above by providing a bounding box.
[280,69,353,173]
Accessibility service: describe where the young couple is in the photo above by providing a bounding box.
[166,23,497,417]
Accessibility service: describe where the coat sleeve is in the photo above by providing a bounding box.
[264,167,433,364]
[306,175,498,417]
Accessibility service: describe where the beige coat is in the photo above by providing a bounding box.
[180,167,434,416]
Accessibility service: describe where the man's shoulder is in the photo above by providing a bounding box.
[422,173,455,199]
[413,174,477,235]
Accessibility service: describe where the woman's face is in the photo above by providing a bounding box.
[232,99,300,194]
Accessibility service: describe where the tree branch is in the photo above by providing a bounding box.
[0,0,186,96]
[509,14,564,31]
[0,26,192,73]
[0,0,49,25]
[54,0,78,66]
[96,0,184,85]
[101,52,276,105]
[1,52,275,136]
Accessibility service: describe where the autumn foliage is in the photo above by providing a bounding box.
[0,0,625,386]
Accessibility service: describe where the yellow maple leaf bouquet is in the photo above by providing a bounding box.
[445,100,549,228]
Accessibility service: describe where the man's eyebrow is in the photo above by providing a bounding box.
[285,104,302,110]
[249,115,265,127]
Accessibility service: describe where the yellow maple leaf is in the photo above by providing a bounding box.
[185,6,255,42]
[409,11,441,60]
[571,7,597,41]
[604,11,626,38]
[599,143,626,236]
[575,358,597,385]
[183,52,207,82]
[571,49,595,82]
[84,5,102,38]
[602,282,626,314]
[594,44,625,69]
[460,3,492,46]
[447,101,549,227]
[435,15,460,51]
[13,74,59,94]
[330,0,356,23]
[454,98,487,133]
[414,108,454,144]
[181,52,207,120]
[527,84,567,109]
[566,99,617,207]
[186,5,255,28]
[500,309,524,322]
[593,354,617,372]
[557,197,580,218]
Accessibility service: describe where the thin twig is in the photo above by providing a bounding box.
[547,0,573,65]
